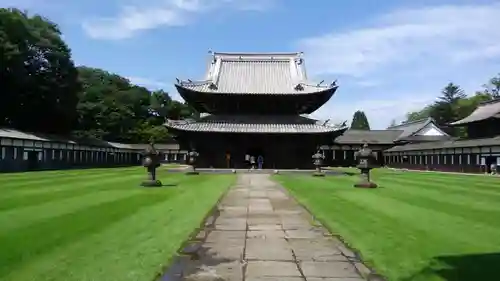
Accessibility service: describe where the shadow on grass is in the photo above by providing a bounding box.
[404,253,500,281]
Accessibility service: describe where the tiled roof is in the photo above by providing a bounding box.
[335,129,403,144]
[385,136,500,152]
[164,115,348,134]
[387,117,449,141]
[0,128,178,150]
[449,98,500,126]
[176,52,337,95]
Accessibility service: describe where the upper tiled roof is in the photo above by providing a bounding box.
[387,117,449,141]
[449,98,500,126]
[176,52,337,95]
[164,115,348,134]
[335,129,403,144]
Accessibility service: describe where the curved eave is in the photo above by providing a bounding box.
[175,84,338,114]
[164,121,348,135]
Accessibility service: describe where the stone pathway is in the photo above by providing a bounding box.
[161,174,374,281]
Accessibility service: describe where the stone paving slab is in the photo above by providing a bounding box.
[246,261,302,277]
[160,173,374,281]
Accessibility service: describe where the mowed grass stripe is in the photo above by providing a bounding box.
[0,172,188,231]
[380,189,500,226]
[1,174,235,281]
[0,190,144,232]
[0,166,139,181]
[381,173,499,190]
[0,166,139,179]
[278,177,459,278]
[374,170,499,190]
[2,168,179,196]
[0,191,174,277]
[338,192,500,249]
[379,176,500,201]
[0,169,138,190]
[0,174,145,211]
[276,171,500,281]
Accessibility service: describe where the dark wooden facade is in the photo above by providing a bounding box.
[0,128,186,173]
[384,140,500,173]
[174,131,336,169]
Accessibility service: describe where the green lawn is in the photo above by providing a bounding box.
[275,169,500,281]
[0,167,235,281]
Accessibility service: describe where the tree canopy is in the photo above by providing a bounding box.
[402,78,498,137]
[0,8,80,134]
[0,8,197,143]
[350,110,371,130]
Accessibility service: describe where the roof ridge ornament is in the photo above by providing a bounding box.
[294,83,304,91]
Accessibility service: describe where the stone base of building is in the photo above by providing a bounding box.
[185,171,200,175]
[141,180,163,187]
[354,181,378,188]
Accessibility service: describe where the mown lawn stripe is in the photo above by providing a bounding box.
[276,170,500,281]
[0,192,174,277]
[0,168,235,281]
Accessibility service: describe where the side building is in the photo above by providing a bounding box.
[384,99,500,173]
[165,52,347,169]
[321,117,450,167]
[0,128,185,172]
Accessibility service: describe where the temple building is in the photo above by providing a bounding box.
[164,52,348,169]
[384,99,500,173]
[322,117,450,167]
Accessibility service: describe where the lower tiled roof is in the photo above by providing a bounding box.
[164,115,347,134]
[385,136,500,152]
[335,129,403,144]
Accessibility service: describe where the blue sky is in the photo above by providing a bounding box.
[3,0,500,129]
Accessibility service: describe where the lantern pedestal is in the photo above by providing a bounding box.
[312,168,325,177]
[354,180,377,188]
[354,169,377,188]
[141,179,163,187]
[141,166,162,187]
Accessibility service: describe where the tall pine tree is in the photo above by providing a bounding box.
[350,110,371,130]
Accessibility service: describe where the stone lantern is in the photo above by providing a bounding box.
[141,138,163,187]
[186,148,200,175]
[353,143,378,188]
[312,148,325,177]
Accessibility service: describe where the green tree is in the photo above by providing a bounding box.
[402,81,495,137]
[350,110,371,130]
[431,83,466,129]
[404,105,433,123]
[482,73,500,98]
[0,8,80,134]
[73,66,198,143]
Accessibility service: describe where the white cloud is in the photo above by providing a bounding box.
[127,76,168,89]
[300,3,500,77]
[127,76,182,100]
[314,93,438,129]
[82,0,274,40]
[299,3,500,129]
